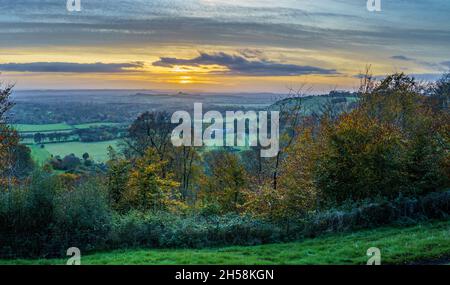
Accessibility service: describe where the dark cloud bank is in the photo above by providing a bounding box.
[153,52,337,76]
[0,62,144,73]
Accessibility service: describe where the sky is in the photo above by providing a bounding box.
[0,0,449,93]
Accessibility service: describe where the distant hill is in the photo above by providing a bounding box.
[270,91,359,116]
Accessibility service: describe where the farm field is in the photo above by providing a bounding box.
[12,122,123,134]
[33,140,120,163]
[11,122,125,163]
[28,145,52,164]
[1,220,449,265]
[28,140,120,164]
[12,123,74,133]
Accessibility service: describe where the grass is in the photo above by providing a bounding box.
[14,122,124,163]
[28,140,119,163]
[43,140,119,162]
[12,122,122,134]
[13,123,74,133]
[1,220,449,265]
[28,145,52,165]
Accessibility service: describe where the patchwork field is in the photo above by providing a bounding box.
[11,123,124,163]
[29,140,120,163]
[1,220,448,265]
[13,123,74,133]
[13,122,122,134]
[28,145,52,164]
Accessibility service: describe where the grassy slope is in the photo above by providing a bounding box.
[2,220,449,265]
[28,145,52,165]
[44,140,119,162]
[28,140,119,163]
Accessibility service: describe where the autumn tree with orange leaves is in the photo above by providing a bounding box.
[0,82,21,189]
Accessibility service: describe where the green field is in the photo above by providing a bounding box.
[28,145,52,165]
[12,122,122,133]
[12,123,124,163]
[2,220,448,265]
[32,140,119,163]
[13,123,74,133]
[29,140,119,163]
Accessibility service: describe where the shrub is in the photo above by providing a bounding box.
[1,169,448,259]
[51,178,112,254]
[0,172,111,258]
[302,190,450,238]
[0,171,59,258]
[108,213,279,249]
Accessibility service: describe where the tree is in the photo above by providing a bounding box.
[0,125,20,187]
[172,146,202,202]
[124,111,175,178]
[200,151,248,213]
[314,112,405,203]
[34,133,43,144]
[266,87,307,190]
[124,148,182,212]
[61,154,81,171]
[125,111,173,158]
[8,144,34,178]
[313,73,449,204]
[106,147,131,211]
[0,83,14,123]
[0,81,21,188]
[431,73,450,111]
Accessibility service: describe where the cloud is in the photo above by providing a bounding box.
[0,62,144,73]
[391,55,414,61]
[353,72,443,82]
[390,55,445,71]
[237,49,266,60]
[409,73,443,81]
[441,61,450,68]
[152,52,336,76]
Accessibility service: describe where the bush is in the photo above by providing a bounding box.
[302,190,450,238]
[0,171,59,258]
[311,74,449,205]
[51,179,112,254]
[1,170,448,259]
[0,172,111,258]
[108,213,280,249]
[108,190,450,250]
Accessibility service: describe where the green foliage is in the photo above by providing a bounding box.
[1,73,449,261]
[108,212,281,249]
[200,151,249,214]
[0,171,111,258]
[0,169,448,259]
[315,114,407,203]
[52,179,112,252]
[306,74,449,205]
[431,73,450,111]
[106,157,131,211]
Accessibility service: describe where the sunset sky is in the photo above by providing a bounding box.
[1,0,449,93]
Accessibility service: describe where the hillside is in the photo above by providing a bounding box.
[2,220,448,265]
[270,91,359,115]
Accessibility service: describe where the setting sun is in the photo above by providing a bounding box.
[178,76,193,84]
